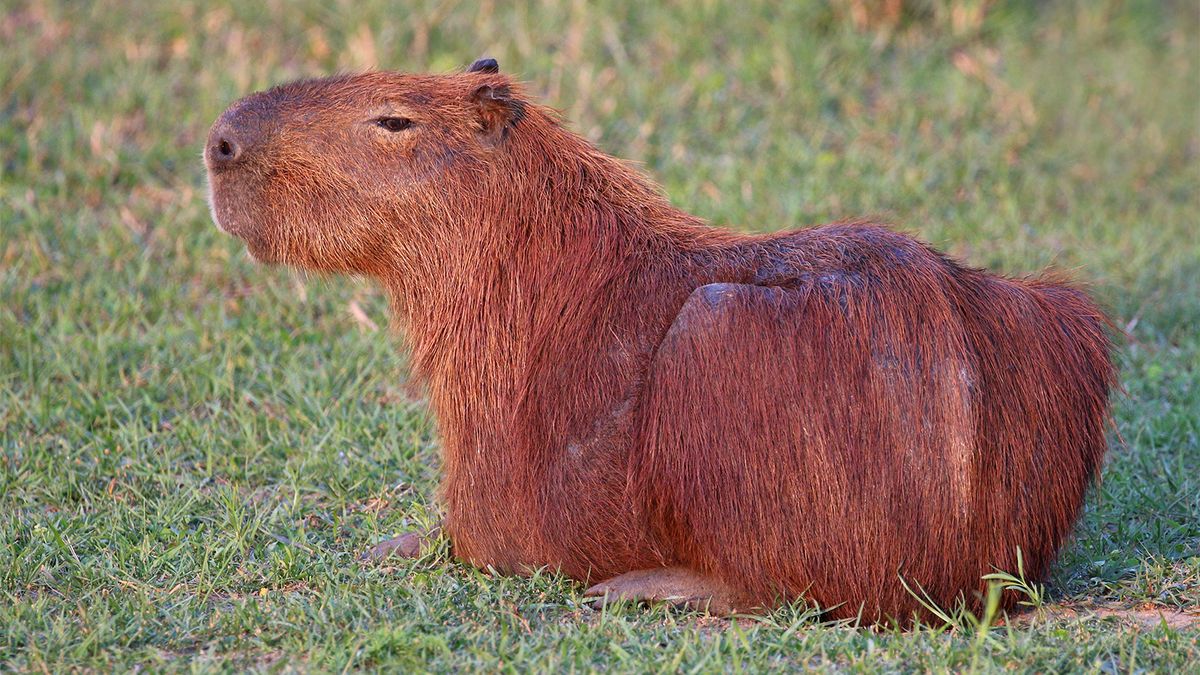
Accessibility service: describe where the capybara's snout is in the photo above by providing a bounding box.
[204,97,275,248]
[204,92,292,247]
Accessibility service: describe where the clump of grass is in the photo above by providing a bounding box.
[982,548,1046,610]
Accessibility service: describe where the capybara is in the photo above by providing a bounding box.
[204,58,1115,624]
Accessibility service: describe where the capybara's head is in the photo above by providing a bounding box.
[204,58,528,272]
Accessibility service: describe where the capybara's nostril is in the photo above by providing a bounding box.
[207,97,275,172]
[209,135,241,166]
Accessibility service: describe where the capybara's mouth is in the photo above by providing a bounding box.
[204,176,234,235]
[204,173,277,263]
[204,172,247,236]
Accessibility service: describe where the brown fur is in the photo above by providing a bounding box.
[204,62,1115,625]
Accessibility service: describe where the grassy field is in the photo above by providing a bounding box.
[2,0,1198,671]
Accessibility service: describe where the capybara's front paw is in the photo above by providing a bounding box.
[361,527,440,562]
[584,567,751,614]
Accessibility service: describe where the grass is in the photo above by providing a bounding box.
[1,0,1197,671]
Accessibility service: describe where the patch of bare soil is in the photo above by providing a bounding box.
[1011,602,1200,631]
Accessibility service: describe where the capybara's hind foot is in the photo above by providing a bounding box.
[361,527,440,562]
[584,567,751,614]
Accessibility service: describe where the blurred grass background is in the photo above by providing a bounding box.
[1,0,1198,671]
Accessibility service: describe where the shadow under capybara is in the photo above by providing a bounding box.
[204,58,1115,625]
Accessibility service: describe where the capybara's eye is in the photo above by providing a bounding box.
[376,117,414,132]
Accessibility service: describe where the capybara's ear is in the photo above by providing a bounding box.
[467,57,499,74]
[470,83,524,143]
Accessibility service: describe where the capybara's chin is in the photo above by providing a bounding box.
[205,179,279,263]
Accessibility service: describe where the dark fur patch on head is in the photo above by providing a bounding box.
[406,92,433,106]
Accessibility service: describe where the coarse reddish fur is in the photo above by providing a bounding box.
[204,64,1116,625]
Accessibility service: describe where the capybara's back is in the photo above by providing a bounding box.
[204,62,1116,625]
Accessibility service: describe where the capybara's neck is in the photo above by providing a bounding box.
[381,116,738,385]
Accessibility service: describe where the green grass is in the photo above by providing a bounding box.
[2,0,1198,671]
